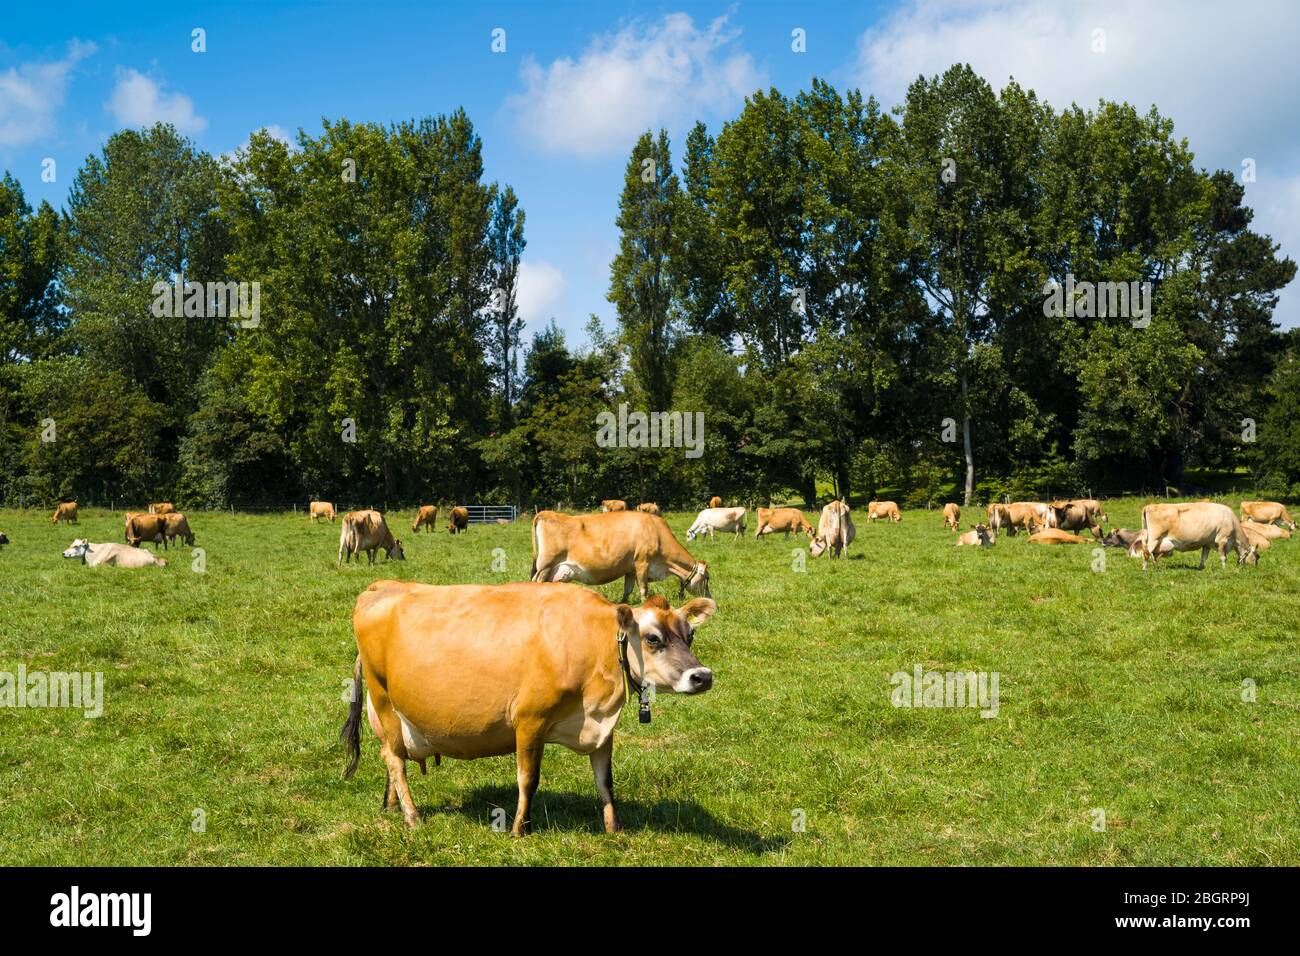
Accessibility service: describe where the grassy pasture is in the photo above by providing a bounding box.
[1,502,1298,866]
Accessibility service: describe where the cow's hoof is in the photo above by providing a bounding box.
[402,812,420,828]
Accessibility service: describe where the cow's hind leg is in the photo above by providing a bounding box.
[511,719,547,837]
[590,735,620,833]
[1199,546,1209,570]
[621,573,636,603]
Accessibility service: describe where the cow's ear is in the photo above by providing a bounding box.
[615,604,640,640]
[679,597,717,627]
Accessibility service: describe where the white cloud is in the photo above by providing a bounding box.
[851,0,1300,326]
[106,67,206,133]
[0,39,96,147]
[516,260,567,328]
[504,12,764,159]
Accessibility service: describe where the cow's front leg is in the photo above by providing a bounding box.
[1198,547,1209,570]
[512,720,546,837]
[590,735,620,833]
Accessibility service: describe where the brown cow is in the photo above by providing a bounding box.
[866,501,901,522]
[51,501,78,525]
[341,580,716,834]
[942,503,961,531]
[1028,528,1089,545]
[1240,500,1296,530]
[1238,521,1290,540]
[600,499,627,513]
[338,510,406,565]
[412,505,439,533]
[126,513,169,550]
[1001,503,1044,535]
[754,507,814,539]
[636,503,661,516]
[956,524,995,547]
[148,502,176,515]
[447,506,469,534]
[310,501,337,523]
[708,496,722,509]
[162,513,195,547]
[1048,501,1102,538]
[531,510,709,603]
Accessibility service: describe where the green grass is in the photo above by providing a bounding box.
[2,502,1298,865]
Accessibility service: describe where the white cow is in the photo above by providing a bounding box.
[809,501,856,558]
[685,506,747,542]
[63,539,168,568]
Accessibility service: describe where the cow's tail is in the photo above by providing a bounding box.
[340,654,364,780]
[337,519,353,565]
[529,510,542,578]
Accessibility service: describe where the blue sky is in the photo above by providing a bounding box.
[3,0,1298,342]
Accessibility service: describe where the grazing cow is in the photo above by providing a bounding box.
[601,500,628,513]
[754,507,814,539]
[708,496,722,509]
[341,580,716,834]
[636,503,661,516]
[1048,501,1103,539]
[1240,523,1275,557]
[943,503,961,531]
[1240,500,1296,530]
[447,506,469,534]
[338,510,406,565]
[1028,528,1089,544]
[162,513,195,547]
[148,502,176,515]
[867,501,902,522]
[126,514,169,550]
[531,510,709,603]
[686,507,747,542]
[1000,503,1044,535]
[310,501,337,523]
[1012,502,1055,529]
[51,501,78,525]
[986,503,1012,535]
[63,539,167,568]
[1140,502,1257,570]
[411,505,439,533]
[809,500,856,558]
[956,524,995,547]
[1238,521,1290,540]
[1068,498,1109,524]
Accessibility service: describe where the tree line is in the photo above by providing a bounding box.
[1,65,1297,511]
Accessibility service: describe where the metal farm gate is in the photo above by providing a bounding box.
[461,504,518,524]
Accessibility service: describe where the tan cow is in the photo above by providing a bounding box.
[1001,503,1044,535]
[986,503,1012,535]
[162,513,195,547]
[531,510,709,603]
[600,499,628,513]
[148,502,176,515]
[809,500,856,558]
[1239,521,1290,540]
[338,510,406,565]
[411,505,439,533]
[51,501,78,525]
[342,580,716,834]
[1028,528,1089,545]
[310,501,337,523]
[754,507,814,539]
[1068,498,1109,524]
[708,496,722,509]
[956,524,995,547]
[1011,501,1054,529]
[63,538,167,568]
[1140,502,1257,570]
[686,506,747,542]
[1048,501,1103,539]
[447,506,469,534]
[867,501,901,522]
[1240,523,1274,557]
[126,513,169,550]
[942,503,961,531]
[1240,500,1296,530]
[636,503,661,516]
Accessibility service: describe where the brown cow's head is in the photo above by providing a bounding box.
[624,595,717,694]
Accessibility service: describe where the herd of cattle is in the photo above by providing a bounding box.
[9,491,1294,836]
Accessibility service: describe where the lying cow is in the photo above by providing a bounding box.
[1140,501,1257,570]
[1048,501,1102,538]
[64,538,167,568]
[411,505,439,533]
[1029,528,1089,545]
[126,513,169,550]
[754,507,814,539]
[148,502,176,515]
[867,501,901,522]
[1240,523,1274,557]
[686,506,747,542]
[342,580,716,835]
[943,503,961,532]
[162,513,195,547]
[447,506,469,534]
[601,499,628,513]
[1240,500,1296,530]
[531,510,709,603]
[1238,521,1290,540]
[310,501,337,523]
[708,496,722,509]
[809,500,855,558]
[636,503,661,516]
[51,501,78,525]
[339,510,406,565]
[956,524,995,547]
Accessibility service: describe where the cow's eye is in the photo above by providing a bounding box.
[644,634,663,649]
